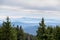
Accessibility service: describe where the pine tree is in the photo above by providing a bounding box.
[16,25,20,40]
[47,26,54,40]
[16,25,24,40]
[19,26,24,40]
[0,27,3,40]
[54,26,60,40]
[36,18,47,40]
[2,17,17,40]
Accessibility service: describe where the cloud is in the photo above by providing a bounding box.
[0,0,60,21]
[0,0,60,11]
[0,5,60,20]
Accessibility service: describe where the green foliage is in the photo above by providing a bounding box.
[54,26,60,40]
[16,25,24,40]
[0,17,60,40]
[0,17,17,40]
[47,26,54,40]
[36,18,47,40]
[36,18,60,40]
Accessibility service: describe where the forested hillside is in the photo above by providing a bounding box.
[0,17,60,40]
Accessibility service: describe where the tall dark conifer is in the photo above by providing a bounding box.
[16,25,24,40]
[47,26,54,40]
[2,17,17,40]
[36,18,47,40]
[54,26,60,40]
[19,26,24,40]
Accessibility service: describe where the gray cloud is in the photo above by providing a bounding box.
[0,0,60,11]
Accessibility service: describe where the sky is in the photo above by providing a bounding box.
[0,0,60,23]
[0,0,60,35]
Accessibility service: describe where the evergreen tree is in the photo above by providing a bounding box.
[0,27,3,40]
[16,25,20,40]
[16,25,24,40]
[36,18,47,40]
[47,26,54,40]
[2,17,17,40]
[54,26,60,40]
[19,26,24,40]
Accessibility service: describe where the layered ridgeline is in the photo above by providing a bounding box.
[0,17,60,40]
[0,17,60,35]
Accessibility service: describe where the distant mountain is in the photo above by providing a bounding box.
[11,22,60,35]
[0,17,60,35]
[11,22,39,35]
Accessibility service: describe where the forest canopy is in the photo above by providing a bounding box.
[0,17,60,40]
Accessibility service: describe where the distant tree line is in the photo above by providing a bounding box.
[0,17,60,40]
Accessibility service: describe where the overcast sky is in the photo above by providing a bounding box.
[0,0,60,19]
